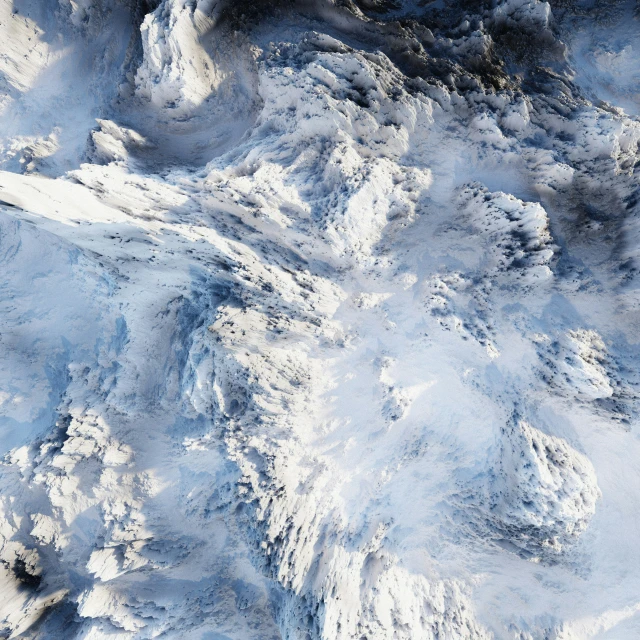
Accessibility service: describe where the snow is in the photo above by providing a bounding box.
[0,0,639,638]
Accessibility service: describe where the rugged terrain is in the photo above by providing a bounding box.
[0,0,639,638]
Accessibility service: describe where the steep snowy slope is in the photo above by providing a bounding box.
[0,0,639,638]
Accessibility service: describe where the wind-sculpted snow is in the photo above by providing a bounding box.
[0,0,639,638]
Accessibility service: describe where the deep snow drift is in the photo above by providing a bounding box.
[0,0,639,638]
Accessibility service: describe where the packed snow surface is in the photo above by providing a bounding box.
[0,0,639,638]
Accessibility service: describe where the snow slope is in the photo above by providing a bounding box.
[0,0,639,638]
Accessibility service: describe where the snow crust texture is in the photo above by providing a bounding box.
[0,0,640,638]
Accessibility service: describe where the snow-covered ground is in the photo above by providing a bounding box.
[0,0,639,638]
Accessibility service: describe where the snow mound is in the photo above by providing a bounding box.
[458,184,556,283]
[479,418,601,560]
